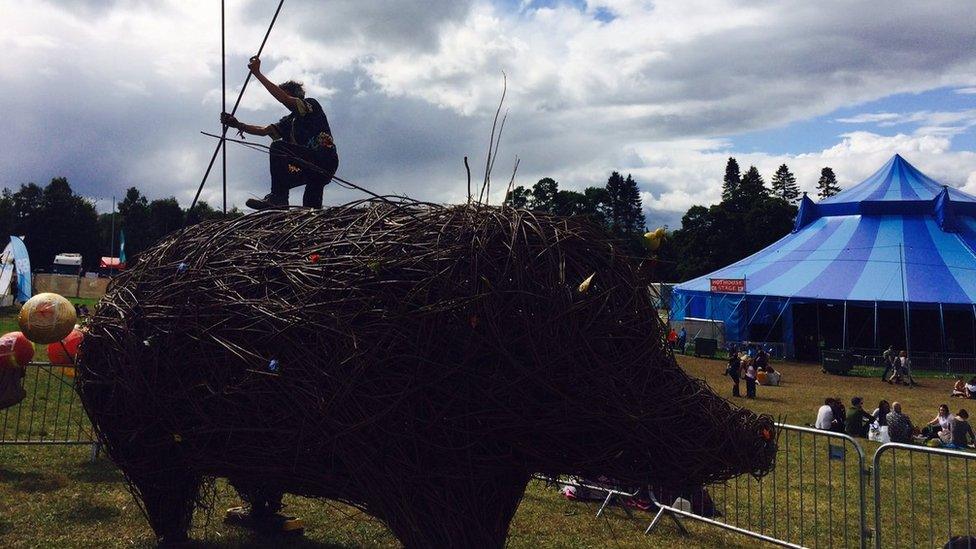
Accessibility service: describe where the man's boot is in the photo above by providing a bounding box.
[245,193,287,210]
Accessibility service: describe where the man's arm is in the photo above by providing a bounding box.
[220,113,276,138]
[248,56,300,112]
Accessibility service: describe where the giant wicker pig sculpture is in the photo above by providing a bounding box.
[77,200,776,547]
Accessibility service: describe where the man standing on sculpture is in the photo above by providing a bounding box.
[221,56,339,210]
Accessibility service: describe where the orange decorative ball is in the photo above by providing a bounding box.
[47,328,84,366]
[18,293,77,344]
[0,331,34,369]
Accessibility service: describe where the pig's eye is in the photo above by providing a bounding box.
[761,428,773,441]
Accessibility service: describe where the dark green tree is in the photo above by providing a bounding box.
[118,187,151,259]
[771,164,800,203]
[722,157,741,203]
[553,190,588,217]
[817,167,841,199]
[503,186,531,209]
[582,186,610,226]
[147,198,184,238]
[2,178,101,270]
[529,177,559,213]
[669,159,798,281]
[605,172,646,236]
[738,166,769,202]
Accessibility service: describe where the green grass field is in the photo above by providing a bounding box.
[1,335,973,547]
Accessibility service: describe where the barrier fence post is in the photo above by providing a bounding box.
[0,362,94,446]
[872,442,976,549]
[641,423,868,548]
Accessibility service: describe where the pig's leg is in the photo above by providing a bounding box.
[229,478,284,516]
[379,470,530,549]
[125,467,200,544]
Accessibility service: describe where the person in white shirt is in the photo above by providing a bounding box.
[816,398,835,430]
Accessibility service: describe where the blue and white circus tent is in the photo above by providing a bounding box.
[671,154,976,360]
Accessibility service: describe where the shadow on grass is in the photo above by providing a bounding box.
[0,468,68,493]
[69,459,123,484]
[188,534,358,549]
[68,498,121,523]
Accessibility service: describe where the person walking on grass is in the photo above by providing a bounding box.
[888,350,917,386]
[220,56,339,210]
[743,358,757,399]
[726,347,741,397]
[881,345,896,381]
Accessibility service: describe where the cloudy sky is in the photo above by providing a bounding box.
[2,0,975,227]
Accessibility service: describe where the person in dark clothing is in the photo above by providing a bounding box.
[947,409,975,449]
[677,327,687,354]
[221,56,339,210]
[829,398,846,434]
[886,402,914,443]
[873,400,891,427]
[755,349,769,371]
[845,396,873,438]
[743,358,757,399]
[726,349,741,397]
[880,345,895,381]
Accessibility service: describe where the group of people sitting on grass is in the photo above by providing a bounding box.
[725,346,780,399]
[950,376,976,399]
[880,345,916,386]
[816,397,975,448]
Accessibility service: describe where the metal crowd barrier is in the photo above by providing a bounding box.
[948,357,976,375]
[872,442,976,549]
[646,423,869,548]
[0,362,99,461]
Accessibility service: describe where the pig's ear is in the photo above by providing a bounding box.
[577,273,596,293]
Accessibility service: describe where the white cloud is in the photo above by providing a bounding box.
[836,110,976,135]
[0,0,974,228]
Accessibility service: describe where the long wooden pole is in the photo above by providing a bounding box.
[221,0,227,214]
[185,0,285,224]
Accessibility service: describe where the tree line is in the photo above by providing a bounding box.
[0,178,238,271]
[3,161,841,278]
[503,160,841,283]
[504,172,647,251]
[659,159,841,281]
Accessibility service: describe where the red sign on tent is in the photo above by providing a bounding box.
[710,278,746,293]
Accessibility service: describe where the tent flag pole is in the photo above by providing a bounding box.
[873,301,878,350]
[900,243,911,355]
[816,302,822,354]
[971,303,976,356]
[939,303,947,368]
[109,196,116,258]
[842,300,848,350]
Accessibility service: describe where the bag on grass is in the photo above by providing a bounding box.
[868,424,890,444]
